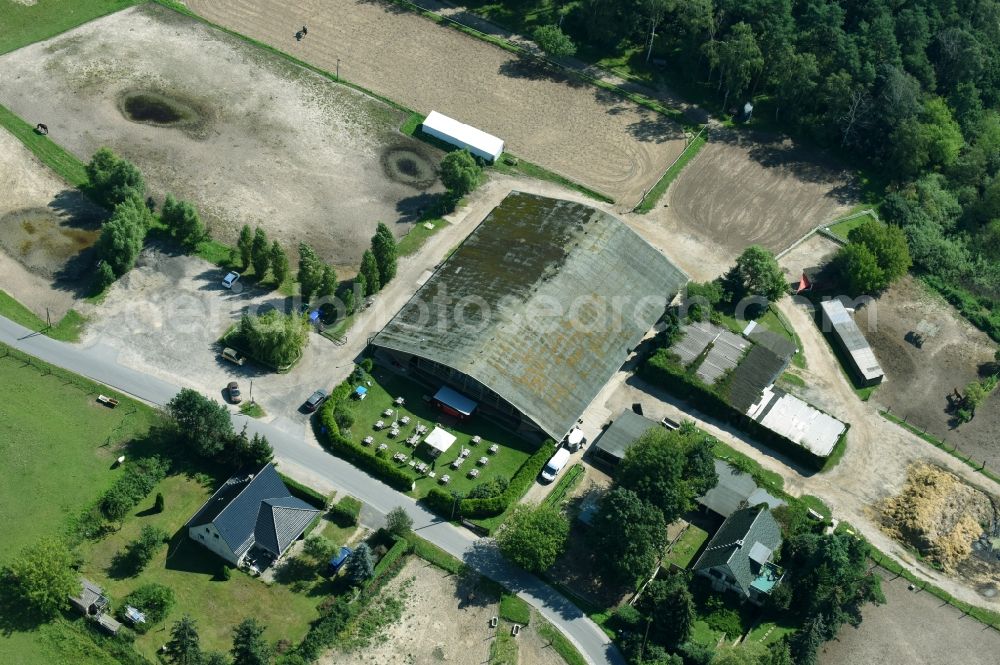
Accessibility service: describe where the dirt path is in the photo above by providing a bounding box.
[182,0,685,207]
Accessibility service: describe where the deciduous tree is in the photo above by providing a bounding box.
[637,573,695,648]
[161,194,206,248]
[495,504,570,573]
[729,245,786,303]
[533,24,577,57]
[297,243,323,302]
[385,506,413,537]
[371,222,398,285]
[86,147,145,208]
[166,388,235,458]
[440,150,481,197]
[270,241,289,285]
[238,225,254,271]
[590,487,667,585]
[2,538,78,621]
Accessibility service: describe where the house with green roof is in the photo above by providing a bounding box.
[692,506,783,604]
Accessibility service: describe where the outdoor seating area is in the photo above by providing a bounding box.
[341,369,536,499]
[468,468,480,478]
[477,456,489,466]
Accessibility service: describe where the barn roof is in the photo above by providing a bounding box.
[593,409,659,462]
[372,192,688,441]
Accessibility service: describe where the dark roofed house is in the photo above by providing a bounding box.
[372,192,688,442]
[697,460,785,518]
[187,463,320,567]
[693,506,783,604]
[592,409,659,468]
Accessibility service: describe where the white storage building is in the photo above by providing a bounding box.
[820,299,884,385]
[422,110,504,162]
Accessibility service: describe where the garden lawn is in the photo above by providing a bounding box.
[0,0,138,54]
[78,473,319,659]
[0,344,159,560]
[340,367,536,500]
[0,617,121,665]
[664,525,709,569]
[827,212,877,241]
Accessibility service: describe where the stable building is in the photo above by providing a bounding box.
[371,192,688,443]
[820,299,884,385]
[592,409,658,468]
[422,110,504,162]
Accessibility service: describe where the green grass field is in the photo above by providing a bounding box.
[0,290,87,341]
[664,525,709,569]
[341,368,536,500]
[827,212,878,241]
[0,345,159,560]
[0,103,88,187]
[0,617,122,665]
[78,473,319,658]
[0,0,139,55]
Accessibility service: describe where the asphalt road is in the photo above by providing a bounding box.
[0,316,622,665]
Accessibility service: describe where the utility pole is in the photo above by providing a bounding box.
[249,379,254,404]
[46,307,51,329]
[336,58,340,81]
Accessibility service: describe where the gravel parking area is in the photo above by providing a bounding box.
[183,0,685,206]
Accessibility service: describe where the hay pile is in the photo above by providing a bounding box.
[880,462,994,570]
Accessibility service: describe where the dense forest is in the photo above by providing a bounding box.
[481,0,1000,335]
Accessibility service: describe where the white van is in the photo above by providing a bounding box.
[540,448,571,483]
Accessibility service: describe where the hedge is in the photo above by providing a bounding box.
[329,495,362,527]
[641,351,828,470]
[370,537,410,582]
[278,472,330,509]
[922,275,1000,343]
[423,441,557,519]
[317,398,415,492]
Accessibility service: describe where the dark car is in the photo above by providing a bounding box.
[228,381,242,404]
[303,389,327,412]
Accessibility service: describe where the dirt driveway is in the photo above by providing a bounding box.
[0,4,442,272]
[0,127,105,319]
[183,0,685,207]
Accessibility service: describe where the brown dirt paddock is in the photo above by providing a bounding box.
[0,127,105,318]
[651,129,857,262]
[0,4,443,272]
[856,276,1000,469]
[323,556,567,665]
[818,566,1000,665]
[183,0,686,206]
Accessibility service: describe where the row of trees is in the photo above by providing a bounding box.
[166,615,273,665]
[87,148,208,290]
[236,225,289,287]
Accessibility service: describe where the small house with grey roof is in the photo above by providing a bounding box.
[371,192,688,443]
[187,463,320,567]
[692,506,783,604]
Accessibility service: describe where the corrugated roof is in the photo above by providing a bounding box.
[726,344,789,412]
[820,299,883,382]
[693,507,782,595]
[593,409,658,461]
[746,386,846,457]
[188,464,320,558]
[372,192,688,440]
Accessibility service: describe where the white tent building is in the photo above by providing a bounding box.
[424,426,457,457]
[422,111,504,162]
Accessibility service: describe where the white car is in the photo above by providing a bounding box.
[222,271,240,289]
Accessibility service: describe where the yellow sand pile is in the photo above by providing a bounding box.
[880,462,993,570]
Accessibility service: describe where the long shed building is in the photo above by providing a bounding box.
[820,299,884,385]
[422,110,504,162]
[371,192,688,443]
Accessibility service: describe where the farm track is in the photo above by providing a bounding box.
[182,0,686,207]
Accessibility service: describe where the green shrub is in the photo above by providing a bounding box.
[360,358,374,373]
[153,492,164,513]
[458,441,556,518]
[119,583,174,633]
[278,473,330,509]
[316,399,414,492]
[297,599,355,661]
[220,563,232,581]
[333,404,355,431]
[112,525,168,577]
[329,495,362,527]
[99,456,168,521]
